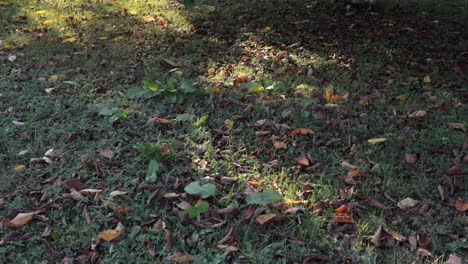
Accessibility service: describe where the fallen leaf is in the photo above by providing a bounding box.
[334,204,348,214]
[454,198,468,212]
[405,153,419,164]
[397,198,419,210]
[30,157,52,165]
[14,165,26,172]
[217,244,239,252]
[333,213,353,223]
[224,119,234,129]
[163,193,180,199]
[70,189,86,202]
[340,161,359,170]
[446,164,464,175]
[62,37,76,43]
[160,145,171,156]
[167,252,193,263]
[63,179,87,191]
[98,230,120,242]
[368,138,387,144]
[147,117,173,125]
[48,74,65,82]
[109,191,128,197]
[99,149,114,159]
[370,225,393,247]
[255,213,277,224]
[7,55,16,62]
[79,189,102,195]
[2,212,35,227]
[447,254,462,264]
[295,156,310,166]
[366,198,389,210]
[417,232,432,249]
[448,123,466,132]
[423,75,431,83]
[408,110,427,119]
[114,206,131,214]
[417,248,433,258]
[218,225,237,245]
[289,128,314,137]
[12,120,25,126]
[273,141,287,150]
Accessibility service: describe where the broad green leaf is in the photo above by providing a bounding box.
[187,201,209,218]
[146,160,161,182]
[99,107,120,116]
[184,181,216,198]
[246,190,282,206]
[180,79,195,93]
[143,80,161,91]
[176,113,194,122]
[108,114,120,123]
[126,86,153,99]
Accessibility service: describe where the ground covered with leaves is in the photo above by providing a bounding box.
[0,0,467,263]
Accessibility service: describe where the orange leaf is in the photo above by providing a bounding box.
[289,128,314,137]
[155,117,172,124]
[255,213,277,225]
[454,198,468,212]
[2,212,35,227]
[14,164,27,172]
[98,230,120,241]
[333,213,353,223]
[324,91,344,102]
[334,204,348,214]
[160,145,171,156]
[114,206,132,214]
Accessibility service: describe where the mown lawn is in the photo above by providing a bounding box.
[0,0,467,263]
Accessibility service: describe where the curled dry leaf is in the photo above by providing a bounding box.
[295,156,310,166]
[446,164,465,176]
[63,179,87,191]
[255,213,277,225]
[218,226,237,245]
[98,230,120,242]
[448,123,465,133]
[146,117,173,126]
[2,212,36,227]
[30,157,52,165]
[160,145,171,156]
[163,229,173,252]
[454,198,468,212]
[217,244,240,253]
[447,254,462,264]
[370,225,392,247]
[333,213,353,223]
[366,198,389,210]
[109,190,128,197]
[168,252,194,263]
[114,206,132,214]
[417,248,433,259]
[79,189,102,196]
[408,110,427,119]
[417,232,432,249]
[289,128,314,137]
[70,189,86,202]
[340,161,359,170]
[397,198,419,210]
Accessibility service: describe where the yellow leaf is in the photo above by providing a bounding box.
[284,198,302,205]
[423,75,431,83]
[224,119,234,129]
[147,85,158,92]
[255,213,276,224]
[129,10,137,15]
[264,26,272,31]
[248,85,264,93]
[112,36,124,42]
[49,74,65,81]
[34,10,48,15]
[273,141,287,150]
[98,36,108,40]
[367,138,387,144]
[396,94,407,101]
[142,15,156,22]
[62,37,76,43]
[2,44,13,49]
[0,1,10,6]
[42,19,53,26]
[15,164,26,172]
[3,212,35,227]
[163,192,180,199]
[98,230,120,241]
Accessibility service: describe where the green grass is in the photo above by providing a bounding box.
[0,0,467,263]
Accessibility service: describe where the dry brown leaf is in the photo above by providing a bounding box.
[255,213,277,225]
[163,229,173,252]
[405,153,419,164]
[417,248,433,258]
[2,212,35,227]
[70,189,86,202]
[448,123,466,132]
[167,252,194,263]
[447,254,462,264]
[217,244,240,252]
[14,164,27,172]
[340,161,359,170]
[417,232,431,249]
[295,156,310,166]
[114,206,132,214]
[147,117,173,126]
[99,148,114,159]
[289,128,314,137]
[30,157,52,165]
[218,225,237,245]
[397,198,419,210]
[273,141,287,150]
[98,230,120,242]
[454,198,468,212]
[370,225,393,247]
[408,110,427,119]
[160,145,171,156]
[79,189,102,195]
[63,179,87,191]
[446,164,464,175]
[366,198,389,210]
